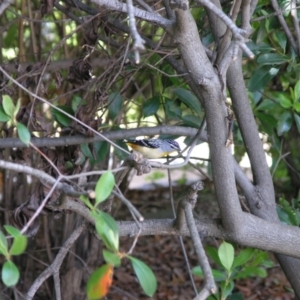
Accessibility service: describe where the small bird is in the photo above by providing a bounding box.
[125,138,181,159]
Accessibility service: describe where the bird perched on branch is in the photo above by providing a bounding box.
[125,139,181,159]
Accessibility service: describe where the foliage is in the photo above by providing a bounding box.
[0,226,27,287]
[0,0,300,299]
[82,171,157,298]
[192,241,274,300]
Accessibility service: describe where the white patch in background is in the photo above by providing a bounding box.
[127,136,273,189]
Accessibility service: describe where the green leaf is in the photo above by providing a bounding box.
[81,143,94,160]
[94,141,110,163]
[95,171,115,205]
[113,139,129,161]
[274,31,287,52]
[143,96,160,118]
[2,95,16,120]
[256,112,277,135]
[128,256,157,297]
[165,98,181,120]
[218,241,234,272]
[51,105,74,127]
[87,264,113,300]
[294,102,300,113]
[108,92,123,119]
[181,115,201,128]
[0,105,10,122]
[233,266,267,279]
[294,80,300,102]
[2,260,20,287]
[79,195,94,210]
[14,99,21,119]
[103,249,121,267]
[4,225,27,256]
[205,245,222,266]
[0,231,8,256]
[257,53,289,65]
[72,95,83,112]
[232,248,255,268]
[17,123,30,146]
[173,88,201,115]
[221,280,234,298]
[192,266,226,282]
[9,235,27,256]
[294,113,300,133]
[248,66,279,92]
[94,211,119,251]
[277,111,292,136]
[255,99,276,111]
[4,225,21,237]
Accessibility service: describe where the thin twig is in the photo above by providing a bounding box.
[25,222,86,300]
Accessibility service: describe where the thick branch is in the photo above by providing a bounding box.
[174,8,243,232]
[0,126,203,149]
[227,56,277,220]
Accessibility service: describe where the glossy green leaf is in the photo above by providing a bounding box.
[87,264,113,300]
[256,112,277,135]
[2,95,16,120]
[72,95,83,112]
[165,98,181,120]
[94,211,119,251]
[2,260,20,287]
[113,139,129,161]
[294,113,300,133]
[173,88,201,115]
[221,280,234,298]
[181,115,201,128]
[232,248,255,268]
[14,99,21,119]
[9,235,27,256]
[95,171,115,205]
[81,143,94,160]
[103,249,121,267]
[255,99,276,111]
[128,256,157,297]
[233,266,267,279]
[51,105,73,127]
[294,102,300,113]
[248,66,279,92]
[108,92,123,119]
[0,106,10,122]
[94,141,110,162]
[4,24,18,47]
[79,195,94,210]
[257,53,289,65]
[4,225,21,237]
[4,225,27,256]
[294,80,300,102]
[17,123,30,146]
[192,266,226,282]
[246,41,273,53]
[143,96,160,117]
[0,231,8,256]
[277,111,292,136]
[228,293,244,300]
[218,241,234,272]
[277,93,293,109]
[205,245,222,266]
[274,31,287,52]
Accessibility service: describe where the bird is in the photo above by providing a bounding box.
[125,138,181,159]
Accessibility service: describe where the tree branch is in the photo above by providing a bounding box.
[89,0,173,30]
[25,222,86,300]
